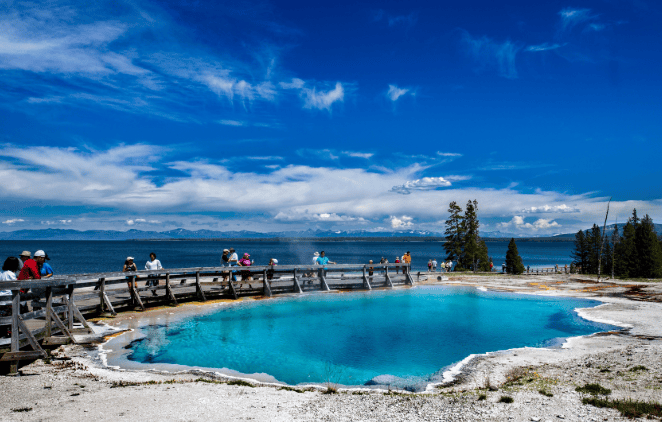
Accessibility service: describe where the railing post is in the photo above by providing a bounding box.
[293,268,303,293]
[384,265,393,288]
[67,285,74,330]
[263,269,272,297]
[195,271,206,301]
[9,289,20,375]
[165,273,178,305]
[98,278,105,313]
[318,268,330,291]
[45,287,52,337]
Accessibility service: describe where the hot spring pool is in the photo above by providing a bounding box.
[121,286,617,390]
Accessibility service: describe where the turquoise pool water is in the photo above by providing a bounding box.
[126,286,616,390]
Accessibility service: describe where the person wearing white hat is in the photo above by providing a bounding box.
[17,251,31,275]
[18,250,42,281]
[123,257,138,301]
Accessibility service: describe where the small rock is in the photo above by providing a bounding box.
[488,385,499,391]
[531,418,541,422]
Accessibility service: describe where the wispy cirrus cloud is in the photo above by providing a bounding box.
[373,10,417,28]
[0,0,350,121]
[497,216,560,231]
[391,177,453,194]
[525,43,564,52]
[557,8,597,37]
[460,31,521,79]
[521,204,580,214]
[386,84,414,102]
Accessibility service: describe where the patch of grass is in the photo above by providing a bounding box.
[110,380,161,388]
[504,367,530,386]
[498,396,514,403]
[576,383,611,396]
[226,380,254,387]
[351,391,368,395]
[599,368,611,373]
[11,407,32,413]
[322,386,338,394]
[278,386,304,393]
[477,394,487,401]
[582,397,662,419]
[194,378,225,384]
[629,365,648,372]
[538,389,553,397]
[384,391,407,396]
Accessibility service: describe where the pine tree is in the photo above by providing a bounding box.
[588,224,603,274]
[444,201,465,264]
[615,211,639,277]
[476,239,491,271]
[505,238,525,274]
[610,224,620,278]
[462,200,480,269]
[571,230,589,274]
[635,215,662,278]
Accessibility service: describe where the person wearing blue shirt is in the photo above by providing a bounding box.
[40,253,54,278]
[315,251,336,269]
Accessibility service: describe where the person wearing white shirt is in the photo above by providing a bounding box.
[145,252,163,296]
[1,257,19,295]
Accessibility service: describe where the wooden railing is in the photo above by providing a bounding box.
[0,263,413,374]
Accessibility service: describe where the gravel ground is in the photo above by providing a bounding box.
[2,274,662,422]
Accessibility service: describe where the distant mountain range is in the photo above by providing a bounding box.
[1,223,660,241]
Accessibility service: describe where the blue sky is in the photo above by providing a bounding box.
[1,0,661,234]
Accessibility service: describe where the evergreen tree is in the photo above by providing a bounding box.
[635,215,662,278]
[505,238,525,274]
[571,230,589,274]
[614,211,638,277]
[444,201,465,264]
[462,200,480,269]
[476,239,491,271]
[610,224,620,278]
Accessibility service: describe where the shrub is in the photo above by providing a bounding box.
[499,396,514,403]
[576,383,611,396]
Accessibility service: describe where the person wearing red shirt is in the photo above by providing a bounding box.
[18,250,44,281]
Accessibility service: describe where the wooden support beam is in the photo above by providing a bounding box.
[9,290,20,374]
[195,272,206,302]
[263,269,272,297]
[385,266,393,288]
[165,273,178,306]
[228,279,238,299]
[47,299,75,343]
[318,269,330,291]
[129,276,145,311]
[17,316,47,357]
[102,293,116,316]
[42,336,71,346]
[98,278,105,313]
[45,287,52,337]
[405,266,414,285]
[0,350,48,362]
[292,269,303,294]
[66,285,75,330]
[363,266,372,290]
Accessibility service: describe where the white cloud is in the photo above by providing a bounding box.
[2,218,24,224]
[497,216,560,231]
[59,219,72,224]
[521,204,580,214]
[525,43,563,52]
[386,85,410,101]
[389,215,413,229]
[1,144,660,234]
[558,8,596,36]
[280,79,346,111]
[342,151,373,159]
[218,120,246,126]
[436,152,463,157]
[461,31,520,79]
[391,177,453,194]
[274,210,365,223]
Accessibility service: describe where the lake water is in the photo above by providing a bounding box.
[0,240,572,274]
[124,286,614,390]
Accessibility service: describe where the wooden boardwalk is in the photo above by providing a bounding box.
[0,263,413,374]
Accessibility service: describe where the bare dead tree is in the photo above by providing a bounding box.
[597,197,612,281]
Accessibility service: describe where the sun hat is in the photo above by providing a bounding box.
[34,250,46,257]
[229,248,235,252]
[271,259,278,264]
[243,253,250,257]
[127,256,134,261]
[20,251,31,257]
[314,252,319,256]
[223,249,229,252]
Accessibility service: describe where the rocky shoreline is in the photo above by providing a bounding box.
[3,274,662,421]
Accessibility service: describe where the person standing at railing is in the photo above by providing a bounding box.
[0,257,19,337]
[228,248,238,282]
[403,251,411,274]
[237,253,253,288]
[145,252,163,296]
[316,251,336,278]
[394,256,400,274]
[221,249,230,281]
[432,259,437,272]
[123,257,137,303]
[17,251,30,276]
